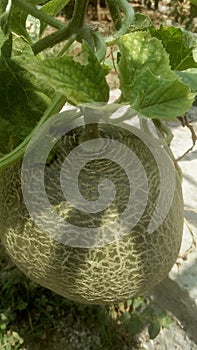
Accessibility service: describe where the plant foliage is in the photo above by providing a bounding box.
[0,0,196,163]
[0,0,196,346]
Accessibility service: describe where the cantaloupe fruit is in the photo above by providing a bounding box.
[0,122,184,304]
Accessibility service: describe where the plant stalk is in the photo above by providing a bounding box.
[57,33,77,56]
[105,0,122,30]
[14,0,64,30]
[106,0,135,45]
[71,0,89,29]
[32,0,89,54]
[152,119,173,145]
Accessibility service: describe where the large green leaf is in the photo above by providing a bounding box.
[27,43,109,104]
[175,68,197,92]
[125,69,193,119]
[149,25,197,70]
[118,32,194,119]
[0,32,52,155]
[40,0,70,36]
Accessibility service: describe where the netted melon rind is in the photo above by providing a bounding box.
[0,125,184,304]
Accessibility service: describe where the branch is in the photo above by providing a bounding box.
[176,115,197,161]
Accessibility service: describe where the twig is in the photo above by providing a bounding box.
[176,115,197,161]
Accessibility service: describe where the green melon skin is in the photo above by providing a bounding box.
[0,124,184,305]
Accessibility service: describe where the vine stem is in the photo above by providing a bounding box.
[14,0,64,30]
[71,0,89,28]
[32,24,72,54]
[32,0,89,55]
[106,0,135,45]
[57,33,77,56]
[105,0,122,30]
[91,31,106,61]
[140,118,182,179]
[152,119,173,145]
[139,117,153,135]
[30,0,135,54]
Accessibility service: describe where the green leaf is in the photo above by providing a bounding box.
[126,69,193,119]
[123,314,144,335]
[0,0,43,40]
[118,32,195,119]
[193,46,197,62]
[175,68,197,92]
[0,32,52,155]
[0,0,12,35]
[0,0,7,16]
[9,3,30,40]
[132,296,146,311]
[148,320,161,339]
[149,25,197,70]
[142,305,155,318]
[1,32,12,59]
[190,0,197,5]
[129,12,152,32]
[158,311,172,328]
[27,42,109,104]
[118,311,131,323]
[40,0,70,36]
[118,32,171,79]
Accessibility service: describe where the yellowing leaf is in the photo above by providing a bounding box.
[118,32,195,119]
[27,43,109,104]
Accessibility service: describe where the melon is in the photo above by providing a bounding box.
[0,121,184,304]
